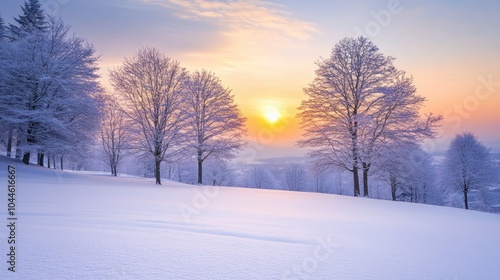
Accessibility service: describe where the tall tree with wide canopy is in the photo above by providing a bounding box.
[184,70,246,184]
[2,0,48,158]
[110,47,188,185]
[298,37,440,197]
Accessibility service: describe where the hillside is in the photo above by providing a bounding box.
[0,156,499,280]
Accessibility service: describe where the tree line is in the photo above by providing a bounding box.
[1,1,497,212]
[244,132,498,212]
[107,48,246,184]
[0,1,246,185]
[296,37,498,210]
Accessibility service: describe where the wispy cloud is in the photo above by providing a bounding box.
[141,0,318,40]
[137,0,319,99]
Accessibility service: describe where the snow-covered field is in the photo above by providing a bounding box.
[1,156,499,280]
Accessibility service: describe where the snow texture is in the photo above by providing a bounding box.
[0,156,499,279]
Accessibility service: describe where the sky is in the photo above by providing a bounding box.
[1,0,499,159]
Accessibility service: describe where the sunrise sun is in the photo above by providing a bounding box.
[264,107,282,124]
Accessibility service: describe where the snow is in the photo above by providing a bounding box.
[1,156,499,279]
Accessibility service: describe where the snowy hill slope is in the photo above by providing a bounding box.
[0,156,499,279]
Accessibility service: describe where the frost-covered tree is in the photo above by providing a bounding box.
[0,15,11,156]
[100,98,127,176]
[357,77,440,197]
[281,163,308,191]
[9,0,47,38]
[0,17,102,165]
[441,133,497,210]
[2,1,49,158]
[298,36,440,197]
[185,69,246,184]
[110,47,188,185]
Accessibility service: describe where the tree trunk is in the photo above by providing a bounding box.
[352,114,360,197]
[38,153,44,167]
[6,128,13,157]
[60,156,64,171]
[198,159,203,185]
[353,166,360,196]
[422,183,427,204]
[178,166,183,183]
[362,163,370,197]
[15,132,23,160]
[47,155,51,169]
[24,127,36,165]
[22,152,30,165]
[155,158,161,185]
[390,174,397,201]
[53,155,56,169]
[464,190,469,210]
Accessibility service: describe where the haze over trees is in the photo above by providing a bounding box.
[281,163,308,191]
[298,36,441,197]
[99,98,127,176]
[377,143,437,203]
[244,167,278,189]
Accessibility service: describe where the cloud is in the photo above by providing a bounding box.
[140,0,318,40]
[133,0,318,98]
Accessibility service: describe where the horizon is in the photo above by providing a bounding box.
[1,0,499,160]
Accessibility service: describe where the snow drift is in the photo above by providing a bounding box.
[0,156,499,280]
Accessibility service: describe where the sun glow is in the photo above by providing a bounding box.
[264,107,282,124]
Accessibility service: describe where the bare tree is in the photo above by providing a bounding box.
[441,133,497,210]
[184,70,246,184]
[298,36,440,197]
[281,163,308,191]
[358,76,440,197]
[100,97,127,176]
[110,47,188,185]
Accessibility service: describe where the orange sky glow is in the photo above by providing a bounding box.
[3,0,499,157]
